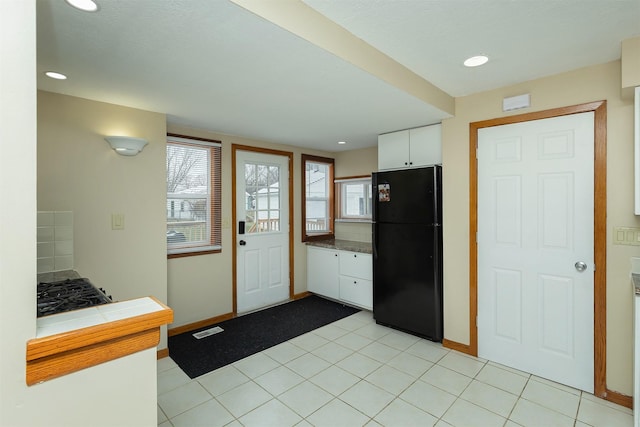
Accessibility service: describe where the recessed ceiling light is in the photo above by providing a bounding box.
[464,55,489,67]
[45,71,68,80]
[338,141,347,145]
[65,0,99,12]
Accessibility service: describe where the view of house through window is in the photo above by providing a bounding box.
[336,177,372,220]
[166,134,221,256]
[244,162,280,233]
[302,154,334,241]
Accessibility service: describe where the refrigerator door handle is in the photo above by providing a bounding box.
[372,226,378,259]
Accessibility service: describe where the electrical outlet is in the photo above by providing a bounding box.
[111,213,124,230]
[613,226,640,246]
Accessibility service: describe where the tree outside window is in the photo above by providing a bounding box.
[166,134,221,256]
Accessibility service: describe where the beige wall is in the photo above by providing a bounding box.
[334,146,378,177]
[166,124,333,328]
[442,60,638,395]
[37,91,169,348]
[333,146,377,243]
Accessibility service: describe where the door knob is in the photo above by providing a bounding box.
[574,261,587,272]
[239,240,246,246]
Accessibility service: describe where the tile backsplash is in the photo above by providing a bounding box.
[37,211,73,273]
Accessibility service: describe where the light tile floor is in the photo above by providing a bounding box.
[157,310,633,427]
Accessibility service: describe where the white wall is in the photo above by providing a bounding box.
[0,1,38,424]
[1,4,159,426]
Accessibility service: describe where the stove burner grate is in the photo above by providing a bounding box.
[37,278,112,317]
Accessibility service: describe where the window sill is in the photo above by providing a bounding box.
[335,219,372,223]
[303,233,334,243]
[168,248,221,259]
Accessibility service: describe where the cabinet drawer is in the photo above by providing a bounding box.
[339,276,372,310]
[339,252,372,280]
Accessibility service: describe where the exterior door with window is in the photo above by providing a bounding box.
[236,150,290,313]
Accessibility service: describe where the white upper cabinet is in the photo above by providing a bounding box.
[378,123,442,170]
[378,129,410,170]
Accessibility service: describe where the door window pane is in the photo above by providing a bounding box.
[244,161,280,234]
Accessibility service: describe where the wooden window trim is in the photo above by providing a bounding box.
[335,174,372,221]
[302,154,335,242]
[166,133,222,258]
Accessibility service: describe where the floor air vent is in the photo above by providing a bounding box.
[192,326,224,339]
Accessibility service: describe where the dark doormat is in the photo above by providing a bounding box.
[168,295,360,379]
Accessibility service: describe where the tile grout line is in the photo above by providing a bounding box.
[159,312,631,427]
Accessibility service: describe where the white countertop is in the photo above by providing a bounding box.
[36,297,166,338]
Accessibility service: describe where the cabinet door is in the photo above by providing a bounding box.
[378,130,410,170]
[339,276,373,310]
[409,124,442,167]
[339,252,372,280]
[307,246,339,299]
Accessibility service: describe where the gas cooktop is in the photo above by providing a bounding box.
[37,278,112,318]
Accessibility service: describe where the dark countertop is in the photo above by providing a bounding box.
[306,239,372,254]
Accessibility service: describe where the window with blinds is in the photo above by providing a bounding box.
[166,133,221,256]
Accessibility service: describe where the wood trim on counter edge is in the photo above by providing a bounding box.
[26,297,173,386]
[27,329,160,386]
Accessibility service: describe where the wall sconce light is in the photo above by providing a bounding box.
[104,136,148,156]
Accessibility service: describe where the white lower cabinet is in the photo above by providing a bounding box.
[307,246,372,310]
[307,246,339,300]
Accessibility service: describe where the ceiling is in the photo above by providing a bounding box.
[36,0,640,152]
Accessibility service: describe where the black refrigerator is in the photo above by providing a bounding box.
[372,165,443,342]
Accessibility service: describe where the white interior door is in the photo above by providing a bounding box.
[477,112,595,392]
[236,150,289,313]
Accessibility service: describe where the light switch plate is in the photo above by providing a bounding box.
[111,213,124,230]
[613,226,640,245]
